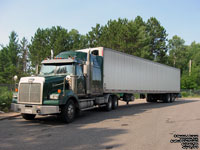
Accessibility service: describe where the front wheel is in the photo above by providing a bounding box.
[21,114,36,120]
[60,100,76,123]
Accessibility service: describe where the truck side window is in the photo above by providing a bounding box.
[76,65,83,76]
[91,50,99,56]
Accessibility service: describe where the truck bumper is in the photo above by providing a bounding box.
[11,103,60,115]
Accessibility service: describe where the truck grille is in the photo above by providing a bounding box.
[19,83,41,103]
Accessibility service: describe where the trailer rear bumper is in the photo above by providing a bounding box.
[11,103,60,115]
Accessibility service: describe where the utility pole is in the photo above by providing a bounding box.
[173,56,176,67]
[36,64,39,75]
[189,59,192,76]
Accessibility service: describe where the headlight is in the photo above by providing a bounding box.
[50,93,60,100]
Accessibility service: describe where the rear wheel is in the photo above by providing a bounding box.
[146,94,157,103]
[164,94,171,103]
[21,114,36,120]
[105,96,112,111]
[60,99,76,123]
[112,96,118,110]
[170,94,176,102]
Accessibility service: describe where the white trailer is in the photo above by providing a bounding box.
[78,47,180,103]
[103,48,180,94]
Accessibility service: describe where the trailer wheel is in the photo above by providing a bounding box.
[164,94,171,103]
[112,96,118,110]
[146,94,157,102]
[170,94,176,102]
[105,96,112,111]
[60,99,75,123]
[21,114,36,120]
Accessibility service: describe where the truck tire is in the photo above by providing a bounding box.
[105,96,112,111]
[21,114,36,120]
[164,94,171,103]
[112,96,118,110]
[170,94,176,102]
[60,99,75,123]
[146,94,157,102]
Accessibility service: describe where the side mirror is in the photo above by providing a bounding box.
[66,75,71,80]
[65,75,72,88]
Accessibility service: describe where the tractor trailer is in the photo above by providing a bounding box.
[11,47,180,123]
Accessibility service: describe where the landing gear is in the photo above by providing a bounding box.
[123,94,134,105]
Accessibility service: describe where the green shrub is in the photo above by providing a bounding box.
[134,93,140,99]
[0,87,12,112]
[181,91,190,97]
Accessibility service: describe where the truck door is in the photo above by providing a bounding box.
[76,64,85,95]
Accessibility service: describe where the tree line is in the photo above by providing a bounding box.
[0,16,200,89]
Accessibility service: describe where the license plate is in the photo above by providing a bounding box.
[25,109,32,114]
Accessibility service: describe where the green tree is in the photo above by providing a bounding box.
[7,31,19,66]
[29,26,87,72]
[87,24,103,47]
[68,29,87,50]
[146,17,168,63]
[0,47,9,83]
[126,16,150,58]
[186,42,200,89]
[168,35,188,71]
[181,74,198,89]
[100,18,129,51]
[0,31,20,83]
[19,37,29,74]
[47,26,70,54]
[29,28,50,73]
[87,16,165,61]
[79,35,88,49]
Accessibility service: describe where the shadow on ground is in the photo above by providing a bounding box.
[74,99,198,125]
[0,99,198,150]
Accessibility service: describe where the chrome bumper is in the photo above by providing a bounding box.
[11,103,60,115]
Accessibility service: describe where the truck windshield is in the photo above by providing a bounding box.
[40,64,74,76]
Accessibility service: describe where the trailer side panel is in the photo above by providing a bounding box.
[103,48,180,93]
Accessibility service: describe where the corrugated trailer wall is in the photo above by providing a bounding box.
[103,48,180,93]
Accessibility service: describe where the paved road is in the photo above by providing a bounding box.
[0,98,200,150]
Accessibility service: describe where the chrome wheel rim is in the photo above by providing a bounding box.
[114,100,118,107]
[167,95,170,102]
[109,100,112,109]
[67,104,74,119]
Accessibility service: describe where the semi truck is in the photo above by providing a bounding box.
[11,47,180,123]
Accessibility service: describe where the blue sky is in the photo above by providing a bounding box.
[0,0,200,46]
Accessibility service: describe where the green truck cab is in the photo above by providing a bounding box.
[11,49,114,123]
